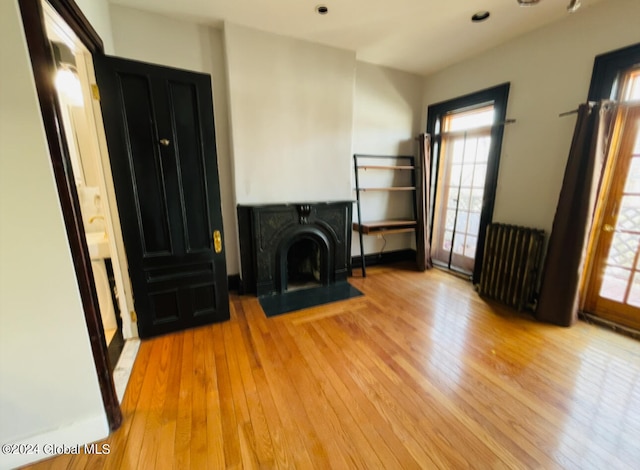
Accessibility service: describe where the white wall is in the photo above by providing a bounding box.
[109,5,239,275]
[422,0,640,237]
[224,23,355,205]
[109,9,423,270]
[351,61,424,256]
[75,0,115,54]
[0,1,108,467]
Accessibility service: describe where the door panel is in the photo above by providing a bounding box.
[95,56,229,338]
[120,74,172,256]
[169,81,211,253]
[432,107,493,274]
[585,104,640,330]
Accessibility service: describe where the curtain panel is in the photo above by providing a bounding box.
[416,133,433,271]
[536,101,617,326]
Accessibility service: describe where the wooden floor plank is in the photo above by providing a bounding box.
[171,330,193,468]
[350,301,563,467]
[263,311,356,469]
[211,324,241,468]
[190,328,210,469]
[282,320,391,469]
[329,312,515,469]
[154,333,182,470]
[20,264,640,470]
[203,312,225,470]
[115,338,166,469]
[242,298,333,468]
[292,322,419,469]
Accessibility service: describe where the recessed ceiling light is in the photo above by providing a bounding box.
[471,11,491,22]
[316,5,328,15]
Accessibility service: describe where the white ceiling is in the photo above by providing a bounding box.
[109,0,609,76]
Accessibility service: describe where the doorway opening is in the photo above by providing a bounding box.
[581,43,640,334]
[431,105,494,275]
[584,70,640,331]
[426,83,510,282]
[19,0,142,429]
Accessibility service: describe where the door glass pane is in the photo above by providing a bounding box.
[617,196,640,232]
[471,188,484,211]
[624,158,640,193]
[453,233,466,254]
[458,189,471,211]
[629,272,640,308]
[622,70,640,101]
[468,212,481,234]
[445,210,456,230]
[473,164,487,187]
[600,266,631,302]
[597,114,640,306]
[606,232,638,269]
[452,141,464,163]
[443,230,453,251]
[463,138,478,164]
[465,236,478,258]
[448,187,459,207]
[447,108,494,131]
[457,211,468,233]
[476,137,491,163]
[450,164,462,186]
[461,165,474,186]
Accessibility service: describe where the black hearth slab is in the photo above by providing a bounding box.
[259,282,363,317]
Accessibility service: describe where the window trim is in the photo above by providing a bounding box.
[587,42,640,101]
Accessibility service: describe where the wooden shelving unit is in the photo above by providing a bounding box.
[353,154,418,277]
[352,220,417,235]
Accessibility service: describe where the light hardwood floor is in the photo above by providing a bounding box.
[23,264,640,469]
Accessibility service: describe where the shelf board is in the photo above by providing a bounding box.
[357,165,415,170]
[359,187,416,192]
[353,220,417,235]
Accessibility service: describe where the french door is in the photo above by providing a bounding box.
[431,107,493,274]
[584,104,640,330]
[427,84,510,282]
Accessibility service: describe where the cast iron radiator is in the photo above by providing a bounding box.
[478,223,544,311]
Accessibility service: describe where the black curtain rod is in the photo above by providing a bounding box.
[559,101,611,117]
[559,109,580,117]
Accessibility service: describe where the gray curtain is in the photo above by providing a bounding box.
[536,101,616,326]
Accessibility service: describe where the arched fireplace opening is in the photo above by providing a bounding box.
[237,202,362,316]
[237,202,352,297]
[286,237,323,291]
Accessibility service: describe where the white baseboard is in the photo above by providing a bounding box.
[0,413,108,469]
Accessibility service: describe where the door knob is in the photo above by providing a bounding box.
[603,224,615,232]
[159,139,170,147]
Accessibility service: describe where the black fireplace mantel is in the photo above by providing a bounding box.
[237,201,353,296]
